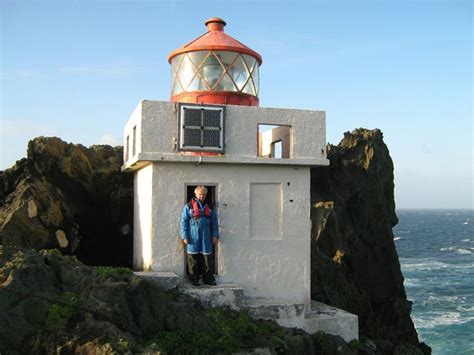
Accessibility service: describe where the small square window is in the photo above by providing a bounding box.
[257,124,291,159]
[178,104,225,153]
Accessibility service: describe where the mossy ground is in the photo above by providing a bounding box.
[141,308,286,354]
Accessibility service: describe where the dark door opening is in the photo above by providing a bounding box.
[184,184,218,276]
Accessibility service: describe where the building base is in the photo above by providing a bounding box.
[134,272,359,342]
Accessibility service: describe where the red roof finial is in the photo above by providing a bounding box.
[205,17,226,32]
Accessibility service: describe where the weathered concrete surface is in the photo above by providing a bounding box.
[0,137,133,266]
[134,272,358,342]
[311,128,430,353]
[123,100,329,169]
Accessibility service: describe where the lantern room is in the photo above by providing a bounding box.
[168,17,262,106]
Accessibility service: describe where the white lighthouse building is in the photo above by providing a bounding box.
[123,18,357,341]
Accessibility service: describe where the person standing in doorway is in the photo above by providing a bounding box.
[181,186,219,286]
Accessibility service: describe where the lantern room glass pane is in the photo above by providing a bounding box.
[177,54,197,92]
[243,54,259,96]
[252,65,260,96]
[242,55,257,74]
[199,52,224,90]
[171,54,185,95]
[187,73,208,91]
[171,79,184,96]
[171,54,184,75]
[242,77,256,96]
[229,55,249,91]
[214,51,238,70]
[187,51,209,70]
[215,73,237,91]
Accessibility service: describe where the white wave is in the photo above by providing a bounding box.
[423,294,464,306]
[463,221,469,225]
[462,239,471,242]
[403,278,419,287]
[413,312,474,329]
[394,236,402,241]
[440,247,456,252]
[456,248,472,255]
[400,258,474,271]
[401,260,451,271]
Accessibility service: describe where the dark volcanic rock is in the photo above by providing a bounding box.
[0,245,353,354]
[0,137,133,266]
[311,128,429,353]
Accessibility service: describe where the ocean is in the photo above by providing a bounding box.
[394,209,474,355]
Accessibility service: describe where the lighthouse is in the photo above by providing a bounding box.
[123,18,358,341]
[168,17,261,107]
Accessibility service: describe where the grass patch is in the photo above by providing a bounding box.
[96,266,134,278]
[46,292,80,330]
[144,308,287,354]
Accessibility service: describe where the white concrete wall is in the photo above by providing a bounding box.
[122,100,328,170]
[123,101,143,164]
[147,162,311,305]
[133,164,153,271]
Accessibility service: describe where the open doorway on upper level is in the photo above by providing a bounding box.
[257,124,291,159]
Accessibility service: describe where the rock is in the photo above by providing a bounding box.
[0,137,133,266]
[1,245,364,354]
[311,128,430,353]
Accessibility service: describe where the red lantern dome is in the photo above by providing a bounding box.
[168,18,262,106]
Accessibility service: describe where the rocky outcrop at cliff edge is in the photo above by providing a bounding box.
[0,246,360,354]
[311,128,430,353]
[0,137,133,266]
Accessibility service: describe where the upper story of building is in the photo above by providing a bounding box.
[122,100,328,171]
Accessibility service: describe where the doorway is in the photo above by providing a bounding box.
[184,184,218,276]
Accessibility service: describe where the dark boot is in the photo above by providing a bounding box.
[202,254,216,285]
[187,253,201,286]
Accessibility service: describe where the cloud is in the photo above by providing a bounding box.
[58,65,130,76]
[97,133,121,146]
[0,119,57,138]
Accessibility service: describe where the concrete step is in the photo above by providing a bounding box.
[134,271,180,290]
[134,272,358,342]
[179,281,246,310]
[243,298,307,329]
[302,301,358,342]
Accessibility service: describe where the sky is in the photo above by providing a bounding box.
[1,0,472,209]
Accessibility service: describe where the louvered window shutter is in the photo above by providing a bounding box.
[178,104,225,153]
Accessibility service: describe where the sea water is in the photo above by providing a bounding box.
[394,209,474,355]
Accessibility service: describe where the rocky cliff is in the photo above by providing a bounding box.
[0,132,430,353]
[311,129,429,352]
[0,137,133,266]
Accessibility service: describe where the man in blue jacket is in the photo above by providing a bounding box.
[181,186,219,286]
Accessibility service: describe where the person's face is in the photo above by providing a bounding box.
[195,190,207,202]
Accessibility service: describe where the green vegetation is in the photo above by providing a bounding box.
[46,292,81,330]
[96,266,134,278]
[144,308,285,354]
[46,248,62,257]
[311,330,326,345]
[116,337,131,352]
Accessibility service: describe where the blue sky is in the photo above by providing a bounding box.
[1,0,472,208]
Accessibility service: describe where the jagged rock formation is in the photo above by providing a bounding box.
[311,129,430,353]
[0,131,431,353]
[0,246,357,354]
[0,137,133,266]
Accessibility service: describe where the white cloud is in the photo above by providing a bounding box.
[97,133,121,146]
[0,119,58,138]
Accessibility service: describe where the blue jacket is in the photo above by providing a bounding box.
[181,199,219,255]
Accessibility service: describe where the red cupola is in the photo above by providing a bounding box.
[168,17,262,106]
